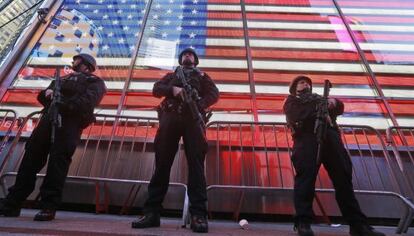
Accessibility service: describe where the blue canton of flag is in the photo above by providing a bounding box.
[31,0,207,59]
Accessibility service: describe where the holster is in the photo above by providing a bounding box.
[157,99,183,119]
[288,121,303,137]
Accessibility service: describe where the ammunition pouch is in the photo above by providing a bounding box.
[288,120,317,137]
[157,99,183,119]
[288,121,302,137]
[157,99,210,123]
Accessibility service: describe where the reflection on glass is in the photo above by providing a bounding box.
[1,0,411,127]
[135,0,210,70]
[336,0,414,127]
[244,0,391,128]
[0,0,40,65]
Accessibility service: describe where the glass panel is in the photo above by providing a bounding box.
[126,0,252,121]
[1,0,410,129]
[337,0,414,127]
[245,0,393,128]
[0,0,41,65]
[0,0,146,116]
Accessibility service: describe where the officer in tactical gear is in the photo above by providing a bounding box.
[283,76,385,236]
[131,48,219,233]
[0,53,106,221]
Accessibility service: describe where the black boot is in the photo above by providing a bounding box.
[33,209,56,221]
[131,212,160,228]
[190,215,208,233]
[350,224,385,236]
[294,222,314,236]
[0,199,21,217]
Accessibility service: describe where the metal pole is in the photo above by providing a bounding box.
[116,0,154,115]
[240,0,258,122]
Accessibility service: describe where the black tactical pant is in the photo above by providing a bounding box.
[5,114,82,210]
[144,111,208,216]
[291,129,368,226]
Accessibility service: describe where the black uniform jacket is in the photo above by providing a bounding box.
[38,72,107,128]
[283,93,344,136]
[153,68,219,113]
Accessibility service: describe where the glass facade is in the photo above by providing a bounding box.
[0,0,413,129]
[335,0,414,127]
[0,0,42,65]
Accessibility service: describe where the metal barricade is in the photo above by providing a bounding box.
[0,111,189,226]
[0,109,19,159]
[0,111,42,196]
[339,125,414,234]
[205,121,297,220]
[205,121,414,233]
[387,126,414,233]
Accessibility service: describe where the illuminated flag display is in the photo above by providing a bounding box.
[0,0,413,129]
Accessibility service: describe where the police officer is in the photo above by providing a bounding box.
[0,53,106,221]
[283,76,385,236]
[131,48,219,233]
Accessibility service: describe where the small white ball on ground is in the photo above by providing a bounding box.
[239,219,248,229]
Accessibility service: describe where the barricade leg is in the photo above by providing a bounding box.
[182,188,190,227]
[402,208,413,234]
[395,201,411,234]
[120,184,141,215]
[95,182,109,213]
[1,177,8,196]
[233,190,245,221]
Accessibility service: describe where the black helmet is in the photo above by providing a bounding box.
[178,48,199,66]
[289,75,312,95]
[73,53,97,72]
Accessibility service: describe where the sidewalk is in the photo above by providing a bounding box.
[0,209,412,236]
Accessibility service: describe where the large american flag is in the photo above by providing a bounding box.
[1,0,414,129]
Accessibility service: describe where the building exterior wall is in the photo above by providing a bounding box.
[0,0,42,64]
[0,0,413,129]
[0,0,413,219]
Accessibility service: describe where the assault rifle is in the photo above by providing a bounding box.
[314,80,332,165]
[48,68,62,144]
[176,66,206,135]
